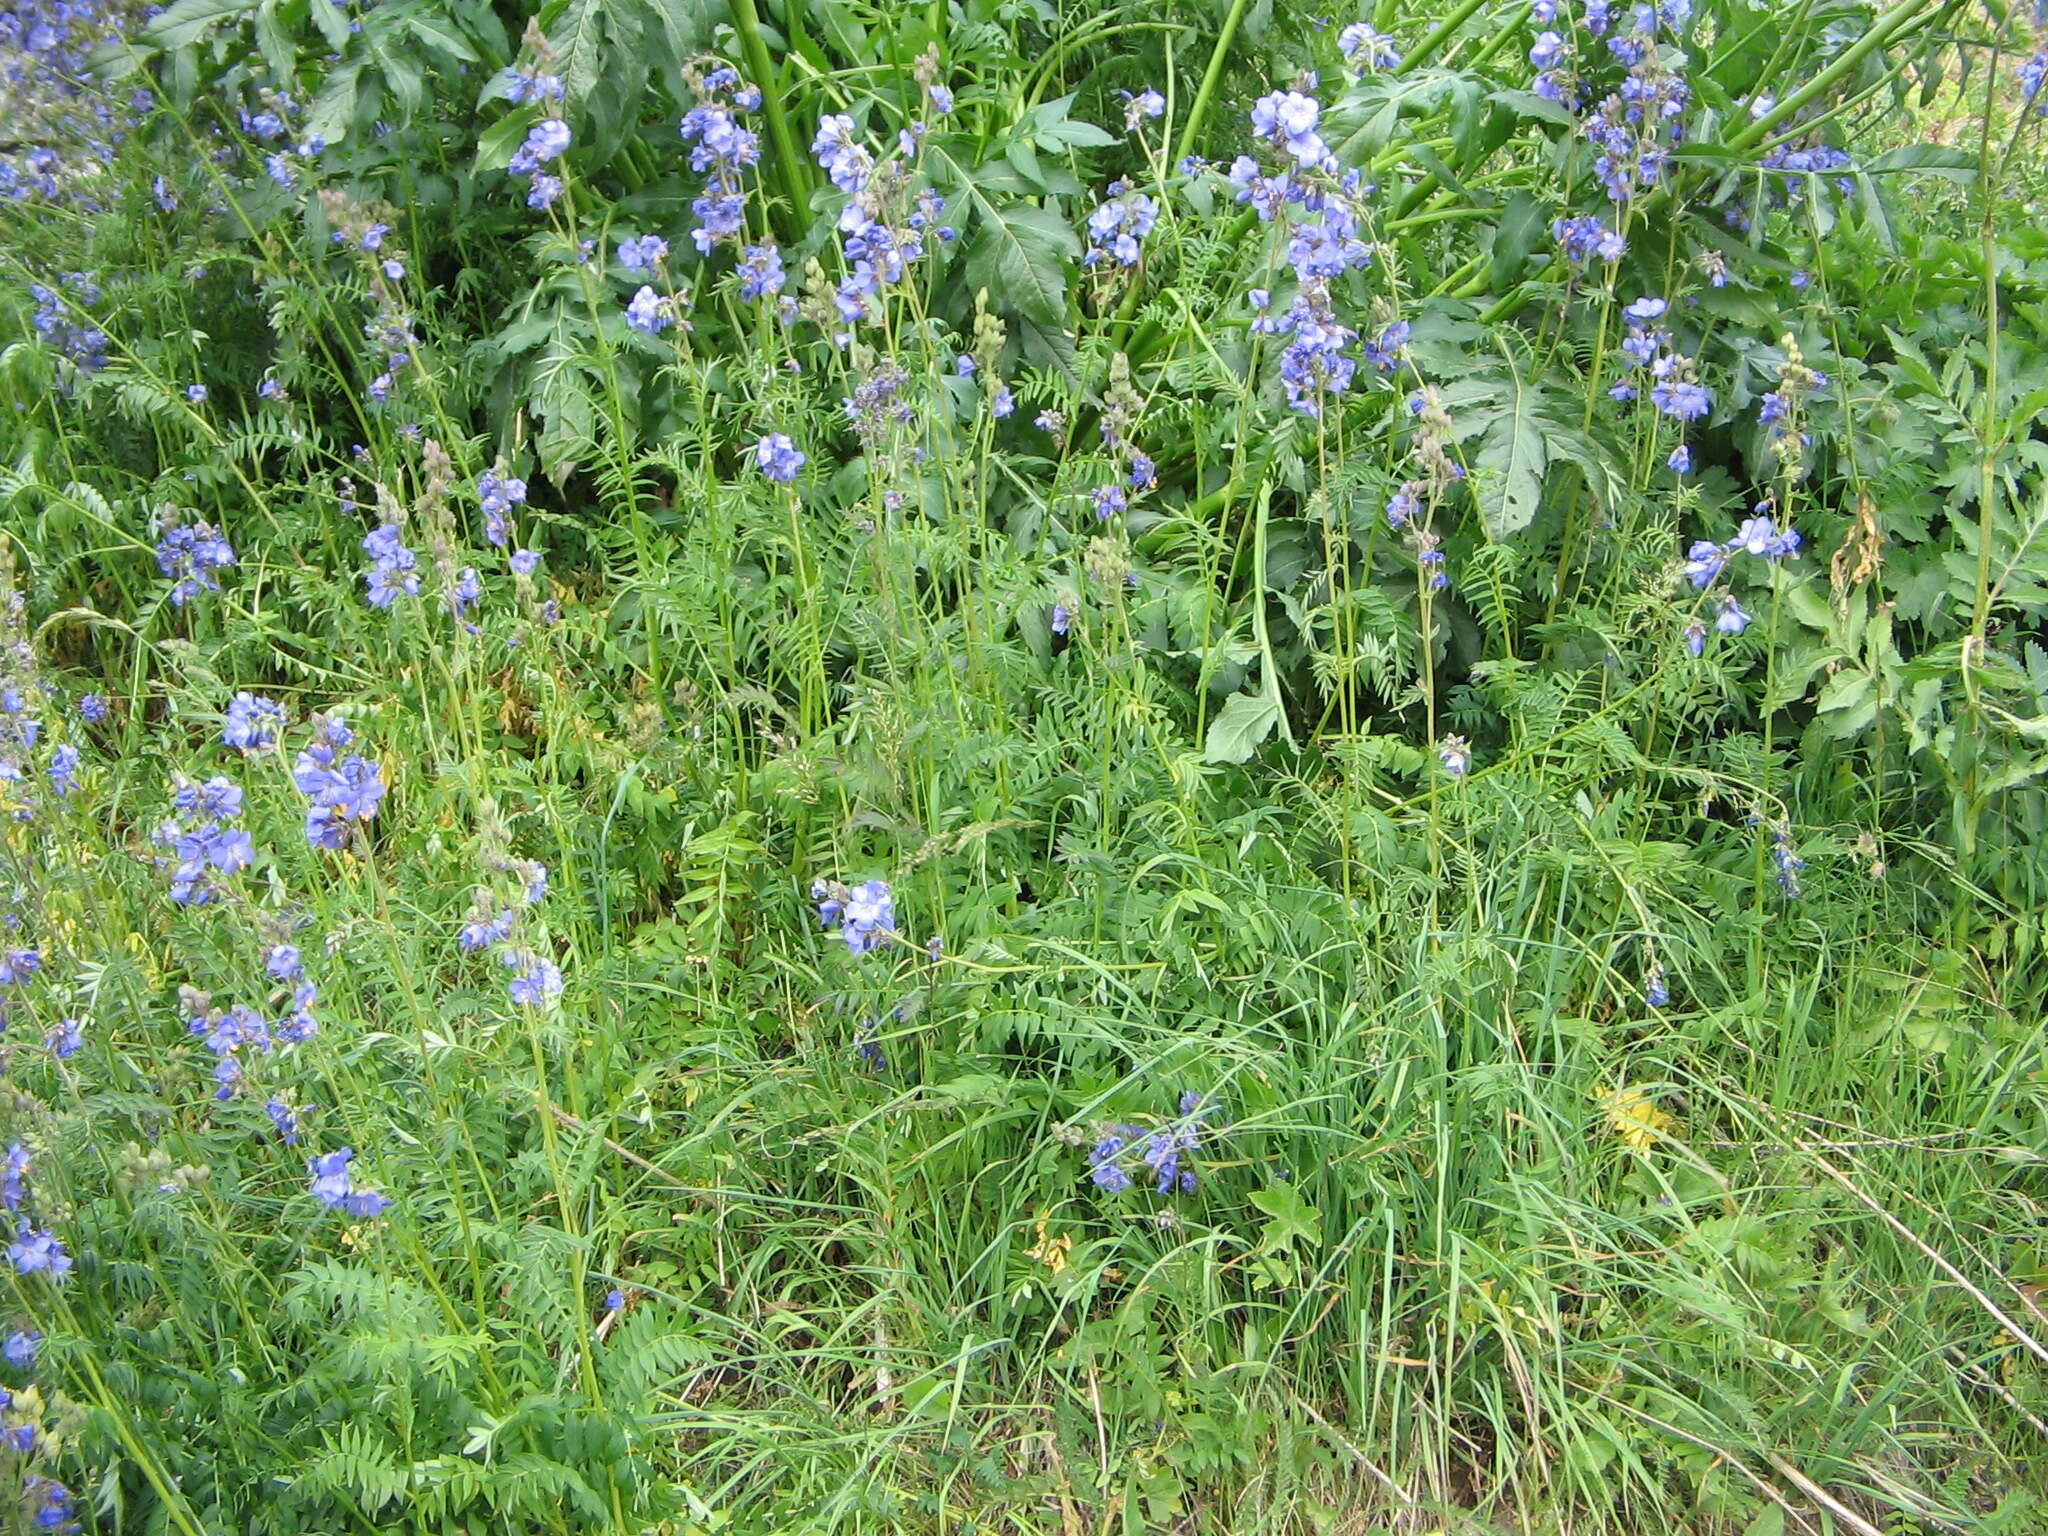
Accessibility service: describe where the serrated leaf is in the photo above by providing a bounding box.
[963,200,1076,328]
[141,0,253,51]
[304,60,364,146]
[1203,690,1282,765]
[1472,371,1547,539]
[1489,191,1545,292]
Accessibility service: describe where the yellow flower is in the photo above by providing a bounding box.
[1599,1084,1676,1149]
[1025,1220,1071,1275]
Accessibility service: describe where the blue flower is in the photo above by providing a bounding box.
[1683,540,1726,587]
[78,694,108,723]
[1684,620,1706,656]
[625,285,670,334]
[460,908,515,951]
[1553,215,1625,264]
[755,432,806,483]
[510,548,541,577]
[224,692,284,751]
[3,1329,40,1368]
[505,952,563,1005]
[1438,735,1470,776]
[811,877,895,955]
[605,1288,626,1310]
[616,233,669,274]
[504,68,566,104]
[738,243,785,300]
[185,383,208,403]
[1338,23,1401,70]
[1051,603,1071,636]
[478,468,526,547]
[1715,594,1751,634]
[265,1096,300,1144]
[308,1147,391,1217]
[3,1144,29,1211]
[155,520,237,605]
[7,1223,69,1277]
[1768,820,1805,897]
[509,118,572,175]
[48,744,78,795]
[24,1477,73,1531]
[1650,378,1711,422]
[1668,445,1691,474]
[1082,184,1157,268]
[362,522,421,608]
[1249,90,1329,167]
[1731,515,1778,556]
[44,1018,81,1058]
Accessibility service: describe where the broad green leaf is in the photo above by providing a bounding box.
[1489,191,1545,293]
[142,0,254,51]
[1471,371,1546,539]
[962,201,1077,329]
[304,60,364,146]
[1247,1181,1320,1253]
[1862,144,1978,182]
[1203,690,1282,765]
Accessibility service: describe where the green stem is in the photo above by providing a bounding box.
[1173,0,1252,167]
[1404,0,1494,74]
[1726,0,1957,157]
[730,0,814,242]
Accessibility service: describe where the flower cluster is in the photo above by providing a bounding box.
[1553,213,1625,266]
[755,432,806,483]
[1087,1092,1212,1195]
[308,1146,392,1217]
[155,516,237,606]
[1766,817,1805,898]
[679,59,762,255]
[1227,86,1389,417]
[1606,295,1712,427]
[806,102,951,345]
[509,116,572,210]
[2,1142,67,1279]
[316,191,419,408]
[1338,23,1401,72]
[1679,504,1801,651]
[361,520,420,609]
[0,1228,77,1530]
[810,878,896,956]
[292,715,386,850]
[478,465,527,548]
[0,0,144,215]
[503,64,565,106]
[1082,179,1157,268]
[26,274,107,376]
[223,691,284,752]
[154,776,254,905]
[187,996,276,1101]
[455,839,561,1007]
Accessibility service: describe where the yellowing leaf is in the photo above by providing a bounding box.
[1599,1084,1677,1149]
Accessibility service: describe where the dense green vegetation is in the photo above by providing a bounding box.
[2,0,2047,1530]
